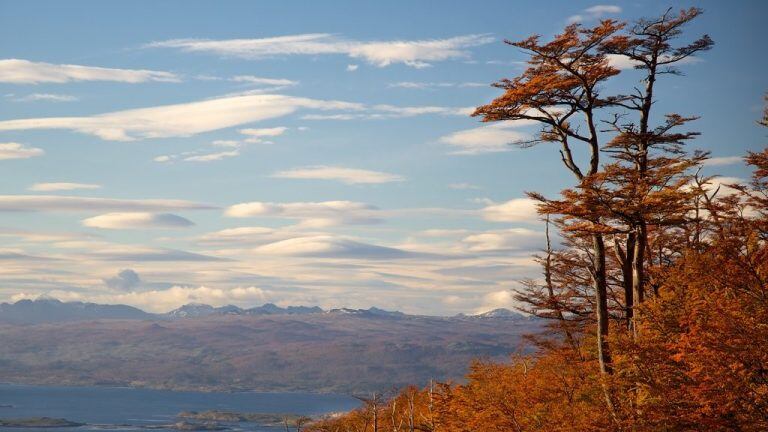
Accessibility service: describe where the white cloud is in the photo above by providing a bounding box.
[0,59,180,84]
[302,104,469,121]
[212,140,240,148]
[184,149,240,162]
[239,126,288,143]
[79,285,273,313]
[439,123,529,155]
[418,229,469,237]
[147,33,494,68]
[567,5,621,23]
[230,75,298,86]
[461,228,543,252]
[28,182,101,192]
[388,81,486,89]
[481,198,540,223]
[373,104,469,117]
[0,142,44,160]
[606,53,702,70]
[271,166,404,184]
[475,290,517,314]
[606,54,642,70]
[156,137,251,163]
[225,200,380,226]
[346,64,359,72]
[703,156,743,166]
[9,93,78,102]
[83,212,194,229]
[584,4,622,14]
[695,176,744,197]
[0,195,214,212]
[0,94,360,141]
[253,235,414,259]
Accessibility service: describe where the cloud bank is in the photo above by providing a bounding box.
[0,59,180,84]
[148,33,494,68]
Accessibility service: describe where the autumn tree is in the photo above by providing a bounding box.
[473,19,624,377]
[599,7,714,333]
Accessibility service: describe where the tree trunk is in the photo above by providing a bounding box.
[592,233,613,375]
[631,222,646,338]
[615,232,636,330]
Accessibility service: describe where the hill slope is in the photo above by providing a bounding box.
[0,306,538,393]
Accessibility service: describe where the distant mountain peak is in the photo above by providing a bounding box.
[163,303,325,318]
[0,298,527,325]
[0,298,150,325]
[473,308,523,319]
[166,303,218,318]
[327,307,405,319]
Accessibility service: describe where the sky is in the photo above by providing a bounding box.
[0,0,765,315]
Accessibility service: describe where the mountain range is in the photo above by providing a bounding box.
[0,298,523,324]
[0,298,537,393]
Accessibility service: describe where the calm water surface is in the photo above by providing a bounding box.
[0,384,359,431]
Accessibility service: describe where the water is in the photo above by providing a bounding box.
[0,384,359,431]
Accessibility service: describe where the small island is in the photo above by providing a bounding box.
[178,410,305,426]
[0,417,84,428]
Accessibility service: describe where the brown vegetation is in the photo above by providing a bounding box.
[307,9,768,432]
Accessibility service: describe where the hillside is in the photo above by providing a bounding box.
[0,300,538,393]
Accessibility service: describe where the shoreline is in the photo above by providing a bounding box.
[0,381,354,397]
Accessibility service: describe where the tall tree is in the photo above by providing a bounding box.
[600,8,713,333]
[473,20,623,376]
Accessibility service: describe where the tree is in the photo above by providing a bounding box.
[600,7,714,333]
[473,19,623,378]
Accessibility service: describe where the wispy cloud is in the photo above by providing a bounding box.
[0,142,44,160]
[271,166,404,184]
[147,33,494,68]
[82,212,194,229]
[225,200,381,227]
[302,104,470,121]
[7,93,78,102]
[0,94,358,141]
[0,59,180,84]
[703,156,743,166]
[388,81,486,89]
[253,235,417,259]
[567,5,622,23]
[230,75,298,86]
[606,53,703,70]
[461,228,543,252]
[28,182,101,192]
[239,126,288,143]
[183,149,241,162]
[0,195,214,212]
[481,198,540,223]
[155,128,289,164]
[439,123,530,155]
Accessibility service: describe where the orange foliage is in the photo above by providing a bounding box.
[307,145,768,432]
[307,9,765,432]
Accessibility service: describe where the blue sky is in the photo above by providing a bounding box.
[0,0,765,314]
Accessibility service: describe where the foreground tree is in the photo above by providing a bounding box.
[600,7,713,333]
[473,19,623,378]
